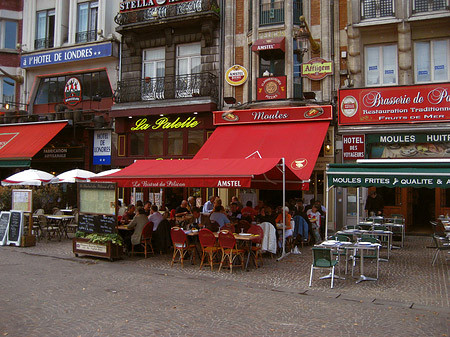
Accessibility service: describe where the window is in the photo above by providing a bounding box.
[76,1,98,43]
[130,133,145,156]
[414,39,449,83]
[365,45,397,86]
[168,131,183,156]
[1,77,15,105]
[259,0,285,26]
[413,0,448,14]
[259,51,285,77]
[187,130,203,155]
[148,132,164,156]
[0,20,17,49]
[293,39,302,99]
[142,47,165,100]
[35,9,55,49]
[361,0,394,19]
[176,43,201,98]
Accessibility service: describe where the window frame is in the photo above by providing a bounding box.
[364,44,398,87]
[0,77,15,105]
[35,9,55,49]
[414,39,450,84]
[0,20,18,50]
[76,1,99,43]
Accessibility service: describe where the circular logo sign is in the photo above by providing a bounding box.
[341,95,358,117]
[290,158,308,170]
[64,77,82,106]
[225,65,248,86]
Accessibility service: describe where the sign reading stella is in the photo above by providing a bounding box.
[301,58,333,80]
[119,0,193,12]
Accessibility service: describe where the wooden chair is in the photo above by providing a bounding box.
[131,221,155,258]
[170,227,196,267]
[247,225,264,268]
[218,230,245,273]
[38,215,59,241]
[198,228,220,271]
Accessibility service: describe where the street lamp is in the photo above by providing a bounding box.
[295,16,320,60]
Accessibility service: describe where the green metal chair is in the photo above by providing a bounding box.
[309,247,338,288]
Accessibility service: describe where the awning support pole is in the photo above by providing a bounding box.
[357,187,360,224]
[277,158,290,261]
[325,173,330,239]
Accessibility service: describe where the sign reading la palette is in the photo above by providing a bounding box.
[130,116,200,131]
[127,177,251,188]
[213,106,332,125]
[301,58,333,80]
[339,83,450,125]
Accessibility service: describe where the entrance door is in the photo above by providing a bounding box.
[410,187,434,233]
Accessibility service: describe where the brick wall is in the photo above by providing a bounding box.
[0,0,22,11]
[236,0,244,35]
[311,0,320,26]
[339,0,347,30]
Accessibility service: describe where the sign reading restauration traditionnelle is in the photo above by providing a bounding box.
[213,106,332,126]
[339,83,450,125]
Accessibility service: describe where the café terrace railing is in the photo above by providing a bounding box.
[114,72,219,103]
[114,0,219,25]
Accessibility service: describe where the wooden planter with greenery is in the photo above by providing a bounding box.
[73,232,123,261]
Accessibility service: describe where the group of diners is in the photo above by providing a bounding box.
[117,195,328,255]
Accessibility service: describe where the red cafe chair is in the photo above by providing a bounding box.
[218,230,245,273]
[222,223,235,233]
[131,221,154,258]
[198,228,220,271]
[170,227,196,267]
[247,225,264,268]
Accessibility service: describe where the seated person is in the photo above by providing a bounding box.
[202,195,215,214]
[228,202,242,223]
[235,219,251,233]
[209,205,230,229]
[231,196,243,210]
[125,207,149,251]
[189,207,210,229]
[144,201,152,216]
[175,200,190,217]
[148,205,163,231]
[275,206,293,247]
[307,205,322,244]
[255,206,276,228]
[117,200,127,217]
[186,196,196,213]
[241,201,258,221]
[121,204,136,224]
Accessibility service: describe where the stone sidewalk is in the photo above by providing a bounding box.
[10,235,450,311]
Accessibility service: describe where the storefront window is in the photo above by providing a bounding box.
[148,132,163,156]
[187,130,203,155]
[168,131,183,156]
[130,132,145,156]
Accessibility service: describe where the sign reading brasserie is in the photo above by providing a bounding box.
[339,83,450,125]
[301,58,333,80]
[213,106,332,126]
[119,0,193,11]
[130,116,200,131]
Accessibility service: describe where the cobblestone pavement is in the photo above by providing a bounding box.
[0,236,448,336]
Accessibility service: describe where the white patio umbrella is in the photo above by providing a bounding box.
[92,168,122,177]
[1,169,55,186]
[51,168,96,183]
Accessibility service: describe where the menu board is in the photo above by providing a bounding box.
[0,212,10,246]
[7,210,23,246]
[78,182,116,215]
[78,214,116,234]
[12,189,32,212]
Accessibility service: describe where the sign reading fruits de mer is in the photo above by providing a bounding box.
[21,43,113,68]
[339,83,450,125]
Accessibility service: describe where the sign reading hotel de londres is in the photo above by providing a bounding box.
[225,65,248,86]
[130,116,200,131]
[213,106,332,126]
[339,83,450,125]
[301,58,333,80]
[119,0,192,11]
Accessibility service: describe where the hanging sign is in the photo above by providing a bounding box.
[64,77,82,106]
[301,58,333,80]
[225,65,248,86]
[257,76,287,100]
[93,130,112,165]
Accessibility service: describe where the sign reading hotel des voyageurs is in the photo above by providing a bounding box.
[339,83,450,125]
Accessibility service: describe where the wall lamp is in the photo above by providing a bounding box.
[296,16,320,55]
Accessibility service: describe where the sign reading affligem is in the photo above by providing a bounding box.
[93,130,111,165]
[339,83,450,125]
[301,58,333,80]
[225,65,248,86]
[214,106,332,125]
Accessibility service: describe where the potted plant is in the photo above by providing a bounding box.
[73,231,124,261]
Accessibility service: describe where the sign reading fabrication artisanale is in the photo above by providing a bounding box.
[339,83,450,125]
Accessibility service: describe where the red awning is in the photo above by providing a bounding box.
[251,37,285,52]
[194,121,329,188]
[0,121,67,160]
[92,157,291,188]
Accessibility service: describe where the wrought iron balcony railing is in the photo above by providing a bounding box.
[413,0,449,13]
[114,72,218,103]
[75,30,97,43]
[114,0,219,26]
[361,0,395,19]
[34,37,54,50]
[260,1,285,26]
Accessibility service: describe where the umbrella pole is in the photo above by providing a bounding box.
[277,158,290,261]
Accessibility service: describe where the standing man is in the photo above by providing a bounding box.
[365,191,384,216]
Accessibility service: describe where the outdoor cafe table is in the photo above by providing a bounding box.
[319,240,381,284]
[187,230,259,271]
[337,229,393,260]
[45,214,75,239]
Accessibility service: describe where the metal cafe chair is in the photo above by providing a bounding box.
[309,247,338,289]
[431,234,450,266]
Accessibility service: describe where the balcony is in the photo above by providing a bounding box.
[114,0,219,26]
[361,0,395,20]
[34,37,54,50]
[114,72,219,104]
[413,0,449,13]
[75,30,97,43]
[260,1,285,26]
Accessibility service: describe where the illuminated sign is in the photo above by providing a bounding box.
[301,58,333,80]
[130,117,200,131]
[225,65,248,86]
[119,0,193,12]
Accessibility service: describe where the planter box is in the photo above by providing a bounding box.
[73,237,123,261]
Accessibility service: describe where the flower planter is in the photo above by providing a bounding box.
[73,237,123,261]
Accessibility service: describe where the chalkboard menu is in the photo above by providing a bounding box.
[78,214,116,234]
[7,210,23,246]
[0,212,10,245]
